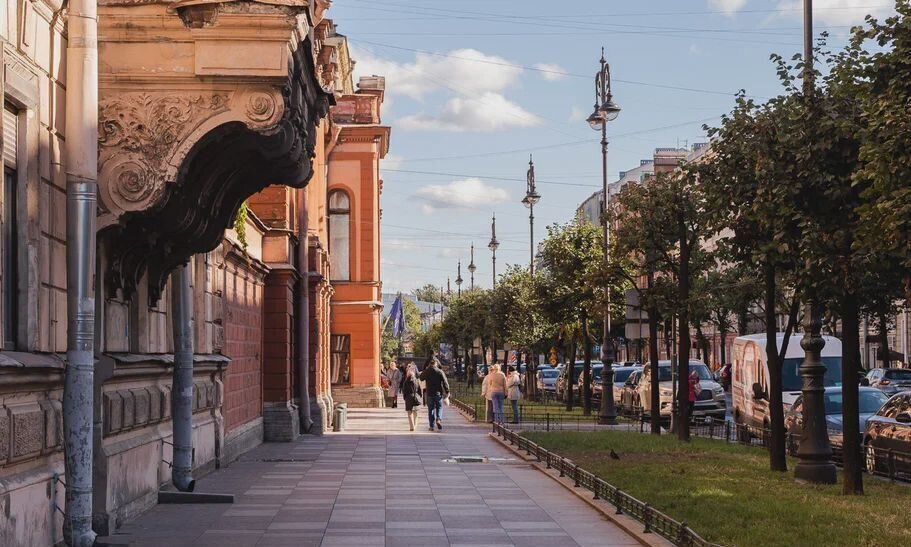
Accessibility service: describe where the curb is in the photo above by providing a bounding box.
[489,432,674,547]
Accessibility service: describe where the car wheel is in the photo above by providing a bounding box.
[864,440,878,475]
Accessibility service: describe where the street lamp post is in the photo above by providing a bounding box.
[794,0,837,485]
[522,156,541,275]
[456,261,463,297]
[489,214,499,288]
[468,243,476,291]
[586,48,622,426]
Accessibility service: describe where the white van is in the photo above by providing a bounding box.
[731,333,843,430]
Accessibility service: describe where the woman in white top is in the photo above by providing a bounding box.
[506,366,522,424]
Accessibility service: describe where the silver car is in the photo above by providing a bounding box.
[785,386,889,450]
[536,367,559,392]
[866,368,911,396]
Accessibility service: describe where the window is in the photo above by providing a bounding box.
[328,190,350,281]
[2,104,19,350]
[330,334,351,385]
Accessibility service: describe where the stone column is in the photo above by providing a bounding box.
[262,269,299,441]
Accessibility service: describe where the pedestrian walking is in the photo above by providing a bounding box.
[420,356,450,431]
[386,362,402,408]
[401,364,423,431]
[486,363,507,424]
[506,365,522,424]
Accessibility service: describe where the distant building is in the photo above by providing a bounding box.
[576,159,655,224]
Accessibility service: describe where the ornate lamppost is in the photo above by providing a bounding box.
[522,156,541,275]
[586,48,622,426]
[456,261,463,297]
[794,0,836,484]
[489,214,499,288]
[468,243,476,291]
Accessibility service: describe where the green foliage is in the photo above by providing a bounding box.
[412,283,443,303]
[234,201,250,255]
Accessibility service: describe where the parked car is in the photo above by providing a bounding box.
[784,387,889,453]
[636,360,726,422]
[863,391,911,476]
[536,367,559,393]
[618,369,642,413]
[555,361,602,401]
[593,365,642,404]
[574,364,603,399]
[732,333,843,431]
[865,368,911,396]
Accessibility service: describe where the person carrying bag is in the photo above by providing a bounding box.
[401,364,423,431]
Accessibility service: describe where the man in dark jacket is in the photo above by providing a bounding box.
[420,357,450,431]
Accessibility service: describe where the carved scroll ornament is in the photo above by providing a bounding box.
[98,88,284,217]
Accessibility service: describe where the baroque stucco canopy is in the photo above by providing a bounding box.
[97,0,334,304]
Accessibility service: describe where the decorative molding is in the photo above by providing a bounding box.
[98,93,230,214]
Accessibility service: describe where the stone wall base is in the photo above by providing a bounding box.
[331,385,384,408]
[263,402,300,442]
[222,417,264,464]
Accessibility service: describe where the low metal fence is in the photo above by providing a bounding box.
[492,422,720,547]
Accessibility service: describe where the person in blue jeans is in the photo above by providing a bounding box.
[420,356,450,431]
[486,364,507,424]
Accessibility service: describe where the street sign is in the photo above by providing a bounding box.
[549,347,558,365]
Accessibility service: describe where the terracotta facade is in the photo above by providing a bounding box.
[0,1,386,545]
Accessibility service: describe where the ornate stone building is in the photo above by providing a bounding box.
[0,1,388,545]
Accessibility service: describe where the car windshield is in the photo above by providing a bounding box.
[782,357,842,391]
[690,364,713,381]
[823,390,889,414]
[884,369,911,381]
[614,369,636,383]
[539,369,558,378]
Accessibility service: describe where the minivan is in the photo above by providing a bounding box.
[731,333,843,431]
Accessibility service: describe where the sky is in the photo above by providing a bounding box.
[328,0,895,295]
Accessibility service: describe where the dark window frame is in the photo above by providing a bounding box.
[330,334,351,385]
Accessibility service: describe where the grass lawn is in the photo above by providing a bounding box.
[523,430,911,547]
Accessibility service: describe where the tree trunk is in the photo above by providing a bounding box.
[648,287,661,434]
[677,241,692,442]
[738,306,749,336]
[841,291,864,495]
[565,337,575,411]
[719,330,727,366]
[582,316,592,416]
[878,309,890,368]
[764,262,788,472]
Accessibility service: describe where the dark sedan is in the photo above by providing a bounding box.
[864,391,911,477]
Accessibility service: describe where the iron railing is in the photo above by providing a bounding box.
[491,422,720,547]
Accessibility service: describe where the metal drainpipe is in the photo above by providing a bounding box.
[62,0,99,543]
[298,189,313,431]
[170,264,195,491]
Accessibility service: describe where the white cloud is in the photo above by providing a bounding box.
[384,238,418,250]
[352,47,523,100]
[533,63,567,81]
[399,93,542,132]
[569,106,586,122]
[416,178,510,212]
[775,0,891,25]
[709,0,748,17]
[689,44,702,56]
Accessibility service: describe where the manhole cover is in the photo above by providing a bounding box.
[442,455,518,464]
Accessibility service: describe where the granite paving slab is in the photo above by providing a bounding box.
[120,402,643,547]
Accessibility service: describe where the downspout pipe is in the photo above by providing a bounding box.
[63,0,99,544]
[170,264,195,492]
[298,189,313,432]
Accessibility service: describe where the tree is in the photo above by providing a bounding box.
[413,283,443,303]
[537,221,604,415]
[610,181,677,434]
[702,93,803,469]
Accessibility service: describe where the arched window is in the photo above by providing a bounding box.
[328,190,350,281]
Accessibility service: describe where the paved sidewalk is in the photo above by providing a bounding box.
[121,403,642,547]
